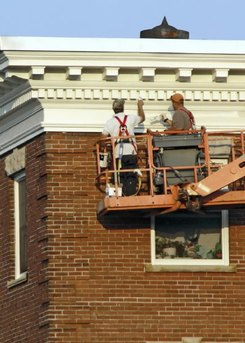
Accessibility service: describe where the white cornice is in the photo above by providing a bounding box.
[1,81,245,118]
[0,100,244,155]
[0,37,245,155]
[1,51,245,71]
[1,37,245,55]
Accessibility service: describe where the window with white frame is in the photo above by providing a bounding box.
[151,210,229,266]
[14,171,27,278]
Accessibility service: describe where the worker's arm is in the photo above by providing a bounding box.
[101,132,108,138]
[137,99,145,124]
[163,118,183,131]
[162,113,184,131]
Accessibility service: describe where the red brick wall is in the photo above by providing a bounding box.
[0,135,49,343]
[1,132,245,343]
[44,132,96,342]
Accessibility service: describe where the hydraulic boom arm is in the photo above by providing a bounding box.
[187,154,245,197]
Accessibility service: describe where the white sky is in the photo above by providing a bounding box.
[0,0,244,40]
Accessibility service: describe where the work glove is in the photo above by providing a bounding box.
[161,113,167,121]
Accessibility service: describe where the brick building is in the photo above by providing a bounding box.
[0,37,245,343]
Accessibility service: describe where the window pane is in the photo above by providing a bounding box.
[18,177,27,273]
[155,212,222,260]
[19,178,26,229]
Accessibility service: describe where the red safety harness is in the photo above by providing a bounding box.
[115,115,129,137]
[114,115,137,154]
[179,107,196,129]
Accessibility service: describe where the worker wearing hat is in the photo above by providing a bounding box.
[102,98,145,158]
[162,93,195,131]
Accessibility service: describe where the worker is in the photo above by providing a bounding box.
[162,93,195,131]
[101,98,145,196]
[101,98,145,159]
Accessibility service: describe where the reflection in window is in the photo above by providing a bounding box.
[152,210,229,266]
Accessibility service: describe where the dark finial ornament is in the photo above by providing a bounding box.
[140,16,189,39]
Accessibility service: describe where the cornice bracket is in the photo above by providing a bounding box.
[103,67,119,81]
[140,68,155,82]
[67,67,82,80]
[176,68,192,82]
[212,68,229,82]
[30,66,45,80]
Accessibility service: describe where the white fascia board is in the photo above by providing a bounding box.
[1,104,244,156]
[1,36,245,55]
[41,108,142,133]
[2,53,245,71]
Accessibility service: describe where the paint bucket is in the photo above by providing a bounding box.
[99,152,109,168]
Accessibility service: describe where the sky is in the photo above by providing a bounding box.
[0,0,244,40]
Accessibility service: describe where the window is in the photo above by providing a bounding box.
[151,210,229,266]
[14,171,27,278]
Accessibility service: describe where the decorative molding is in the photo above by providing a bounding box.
[212,68,229,82]
[0,38,245,158]
[66,67,82,80]
[1,85,245,118]
[5,147,25,176]
[176,68,192,82]
[14,88,245,102]
[0,89,32,117]
[103,67,119,81]
[140,68,155,82]
[30,66,45,79]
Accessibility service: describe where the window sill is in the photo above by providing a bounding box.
[145,263,237,273]
[7,272,28,288]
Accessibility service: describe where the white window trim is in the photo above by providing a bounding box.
[151,210,229,267]
[14,170,27,280]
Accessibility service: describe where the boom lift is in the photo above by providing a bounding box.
[95,129,245,216]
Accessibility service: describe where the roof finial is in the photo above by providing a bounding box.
[140,16,189,39]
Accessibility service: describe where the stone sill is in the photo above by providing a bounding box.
[7,272,28,288]
[145,263,237,273]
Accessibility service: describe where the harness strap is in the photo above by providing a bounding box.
[179,107,195,129]
[114,115,129,137]
[114,115,137,152]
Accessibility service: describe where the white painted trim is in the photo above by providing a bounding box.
[1,36,245,55]
[14,171,26,279]
[7,271,27,288]
[222,210,230,266]
[0,38,245,156]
